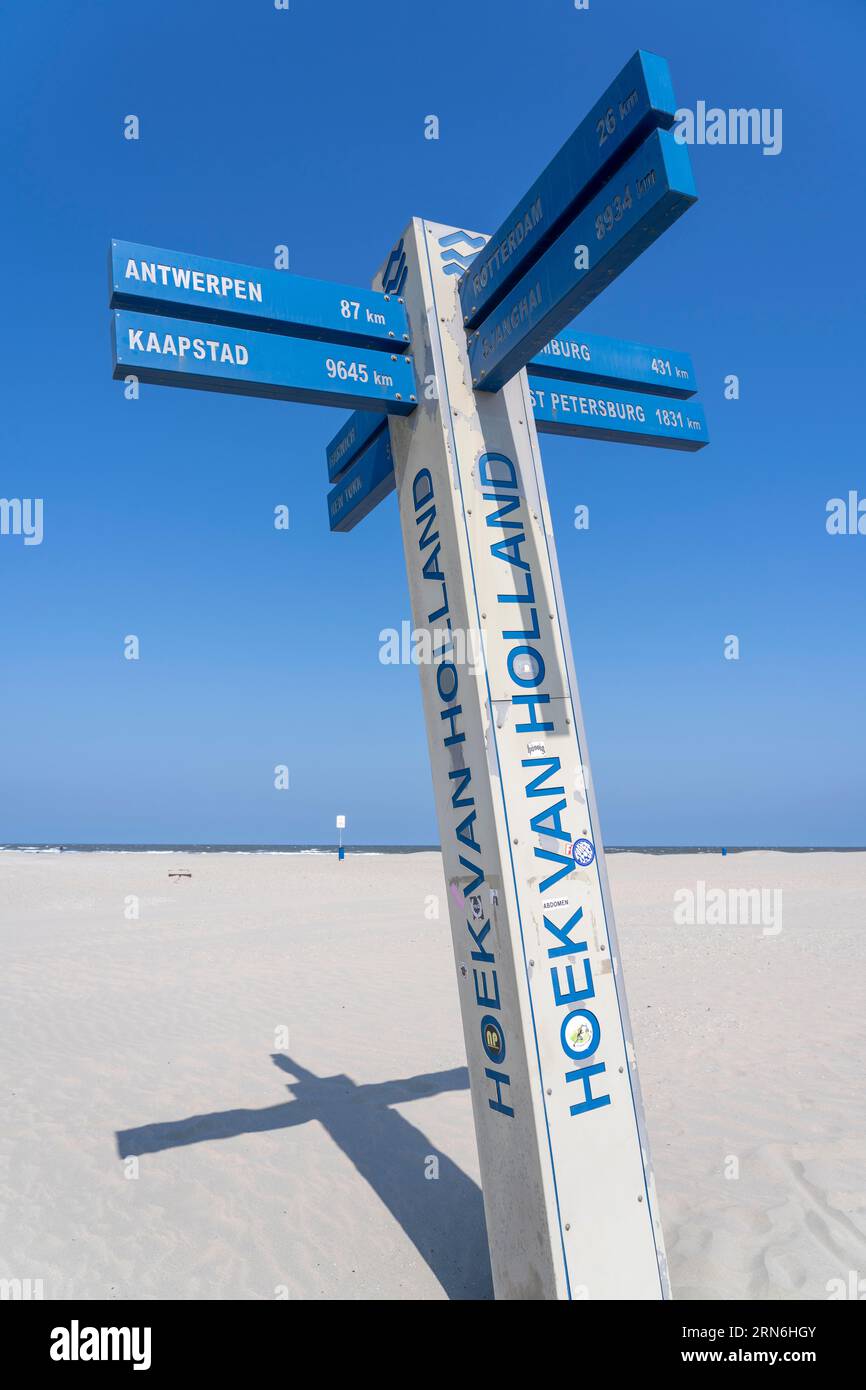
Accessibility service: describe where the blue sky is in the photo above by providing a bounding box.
[2,0,864,846]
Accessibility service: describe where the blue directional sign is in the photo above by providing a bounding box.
[112,311,418,413]
[326,409,387,482]
[327,426,396,532]
[528,377,708,450]
[110,241,411,352]
[469,129,697,392]
[531,330,696,398]
[458,50,677,328]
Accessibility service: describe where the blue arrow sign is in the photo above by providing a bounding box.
[458,50,677,329]
[327,426,396,532]
[528,377,708,450]
[112,311,417,413]
[110,240,411,352]
[469,129,697,392]
[326,409,387,482]
[530,330,696,398]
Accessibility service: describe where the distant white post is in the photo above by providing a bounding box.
[336,813,346,861]
[375,220,670,1301]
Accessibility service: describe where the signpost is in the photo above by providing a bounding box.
[377,218,671,1299]
[108,47,706,1302]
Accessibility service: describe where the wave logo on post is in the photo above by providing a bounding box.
[571,837,596,867]
[381,239,408,296]
[438,230,487,276]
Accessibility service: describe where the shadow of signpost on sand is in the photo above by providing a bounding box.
[116,1054,493,1301]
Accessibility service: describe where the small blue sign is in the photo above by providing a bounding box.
[327,427,396,532]
[531,331,696,399]
[529,377,708,450]
[326,410,387,483]
[458,50,677,329]
[112,311,417,413]
[110,241,411,352]
[469,130,696,392]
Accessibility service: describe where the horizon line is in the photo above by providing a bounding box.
[2,842,865,854]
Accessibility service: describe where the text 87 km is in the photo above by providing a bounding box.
[340,299,387,327]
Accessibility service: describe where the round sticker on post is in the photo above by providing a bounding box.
[480,1015,506,1065]
[571,837,596,867]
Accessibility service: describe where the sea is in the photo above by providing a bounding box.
[0,844,863,855]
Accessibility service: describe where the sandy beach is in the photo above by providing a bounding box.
[0,848,863,1301]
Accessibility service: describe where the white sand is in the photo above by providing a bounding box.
[0,849,863,1301]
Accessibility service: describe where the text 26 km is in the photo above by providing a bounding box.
[595,88,639,146]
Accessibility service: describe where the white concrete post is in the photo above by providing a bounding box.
[376,219,669,1301]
